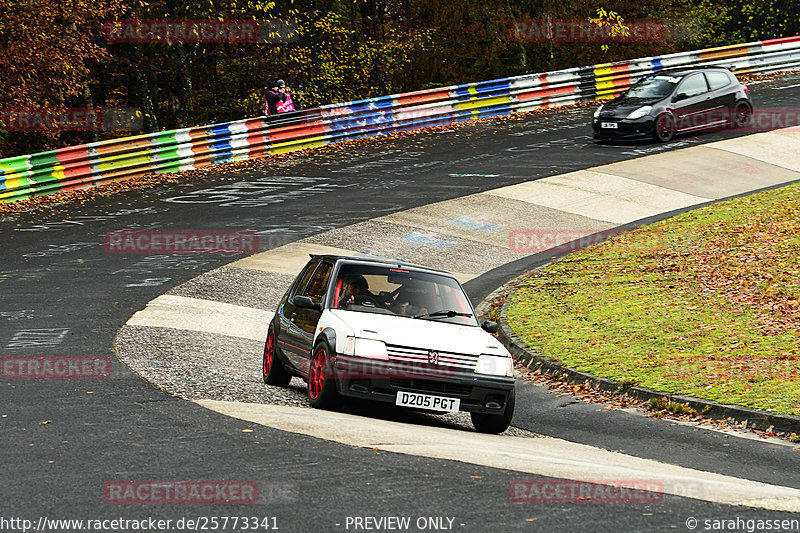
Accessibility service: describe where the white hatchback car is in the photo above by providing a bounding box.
[262,255,516,433]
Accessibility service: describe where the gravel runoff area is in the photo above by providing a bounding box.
[115,268,539,437]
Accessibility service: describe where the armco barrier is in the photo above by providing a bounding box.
[2,36,800,203]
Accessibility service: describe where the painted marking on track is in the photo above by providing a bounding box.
[16,207,163,232]
[23,242,97,258]
[113,255,212,275]
[6,328,69,349]
[402,232,455,249]
[125,278,173,288]
[772,83,800,90]
[126,295,269,341]
[196,400,800,512]
[447,216,502,231]
[162,178,356,208]
[0,310,53,321]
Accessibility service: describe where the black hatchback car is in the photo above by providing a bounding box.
[592,67,752,142]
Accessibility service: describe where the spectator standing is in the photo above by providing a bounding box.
[262,79,295,115]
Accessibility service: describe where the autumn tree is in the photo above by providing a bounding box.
[0,0,126,156]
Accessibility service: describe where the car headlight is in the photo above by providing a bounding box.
[626,105,652,120]
[593,105,603,118]
[343,337,388,360]
[475,355,513,377]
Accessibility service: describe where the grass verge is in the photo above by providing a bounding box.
[507,182,800,415]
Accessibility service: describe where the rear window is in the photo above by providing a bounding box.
[705,71,731,91]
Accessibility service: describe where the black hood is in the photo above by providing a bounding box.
[598,96,661,117]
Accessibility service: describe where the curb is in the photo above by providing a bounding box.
[496,273,800,436]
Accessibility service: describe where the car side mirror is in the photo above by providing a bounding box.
[481,320,498,334]
[673,92,689,102]
[294,295,321,311]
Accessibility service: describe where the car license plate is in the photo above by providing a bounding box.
[601,122,618,129]
[396,391,460,412]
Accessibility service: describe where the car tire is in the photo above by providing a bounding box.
[308,342,341,410]
[652,113,676,142]
[470,387,515,434]
[732,101,752,129]
[262,328,291,386]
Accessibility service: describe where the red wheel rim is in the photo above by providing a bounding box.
[658,116,671,137]
[736,105,749,125]
[263,331,274,376]
[309,348,326,399]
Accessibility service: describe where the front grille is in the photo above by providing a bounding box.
[385,343,478,371]
[390,378,473,397]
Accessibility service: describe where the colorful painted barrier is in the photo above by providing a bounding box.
[2,36,799,203]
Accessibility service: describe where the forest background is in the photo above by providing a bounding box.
[1,0,797,157]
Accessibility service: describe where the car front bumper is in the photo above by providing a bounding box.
[592,116,655,139]
[332,354,515,414]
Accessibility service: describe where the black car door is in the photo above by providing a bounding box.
[703,71,737,128]
[278,259,319,372]
[287,261,333,375]
[671,73,711,132]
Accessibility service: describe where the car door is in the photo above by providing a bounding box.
[671,73,711,132]
[703,71,736,128]
[278,259,319,372]
[287,261,333,375]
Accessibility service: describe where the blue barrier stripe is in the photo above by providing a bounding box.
[207,124,234,163]
[3,37,800,203]
[652,57,663,72]
[475,79,512,94]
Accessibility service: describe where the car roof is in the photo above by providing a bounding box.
[309,254,455,277]
[648,66,734,78]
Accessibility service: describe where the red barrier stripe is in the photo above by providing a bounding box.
[245,118,269,158]
[396,88,451,107]
[267,122,326,142]
[55,144,92,165]
[517,84,577,101]
[761,36,800,47]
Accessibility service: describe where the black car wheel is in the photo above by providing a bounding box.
[470,387,515,434]
[308,342,341,409]
[733,102,752,129]
[262,328,291,386]
[652,113,676,142]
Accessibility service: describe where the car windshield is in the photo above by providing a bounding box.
[624,75,682,99]
[331,263,478,326]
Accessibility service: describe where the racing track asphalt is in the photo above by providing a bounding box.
[2,73,800,532]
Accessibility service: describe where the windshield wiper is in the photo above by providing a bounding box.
[413,309,473,320]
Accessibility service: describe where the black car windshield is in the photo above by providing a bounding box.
[332,263,478,326]
[624,74,682,99]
